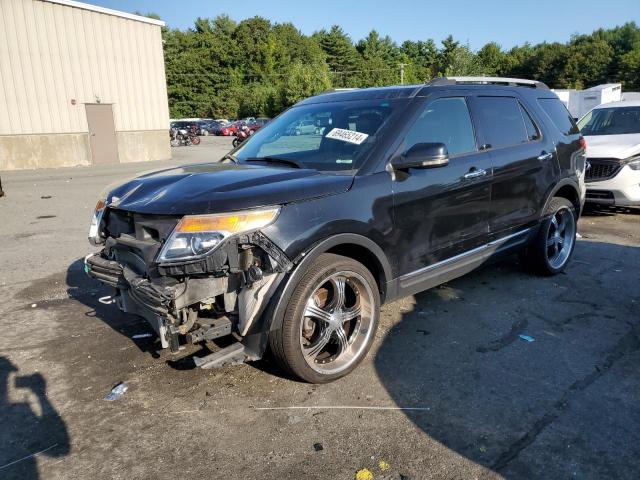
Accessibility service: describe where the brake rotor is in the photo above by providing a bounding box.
[302,287,329,339]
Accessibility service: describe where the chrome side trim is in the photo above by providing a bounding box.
[399,228,532,283]
[487,227,532,247]
[399,245,485,284]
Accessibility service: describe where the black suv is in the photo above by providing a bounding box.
[85,77,586,383]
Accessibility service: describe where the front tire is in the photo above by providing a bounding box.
[524,197,577,275]
[270,253,380,383]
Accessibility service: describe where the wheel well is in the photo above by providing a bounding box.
[554,184,580,212]
[326,243,387,301]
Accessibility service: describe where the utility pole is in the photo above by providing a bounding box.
[399,63,405,85]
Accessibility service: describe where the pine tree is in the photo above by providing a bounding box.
[314,26,360,87]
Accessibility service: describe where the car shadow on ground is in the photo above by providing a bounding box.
[374,240,640,479]
[0,357,70,479]
[582,204,640,217]
[66,258,163,360]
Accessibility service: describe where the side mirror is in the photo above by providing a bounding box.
[392,142,450,170]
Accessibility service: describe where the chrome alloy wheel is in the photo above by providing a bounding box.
[546,206,576,269]
[299,271,375,375]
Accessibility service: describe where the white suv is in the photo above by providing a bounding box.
[578,100,640,206]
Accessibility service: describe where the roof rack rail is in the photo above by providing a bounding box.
[319,88,359,94]
[426,76,549,90]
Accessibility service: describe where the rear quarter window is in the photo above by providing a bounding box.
[538,98,579,135]
[473,96,529,149]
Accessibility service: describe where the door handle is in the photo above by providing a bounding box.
[463,168,487,179]
[537,151,553,161]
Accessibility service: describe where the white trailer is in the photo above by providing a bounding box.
[552,83,622,119]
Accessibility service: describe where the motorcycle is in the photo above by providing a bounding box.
[232,125,251,148]
[170,127,201,147]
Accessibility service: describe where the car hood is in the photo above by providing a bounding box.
[584,134,640,159]
[106,162,354,215]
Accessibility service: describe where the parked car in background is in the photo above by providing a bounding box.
[250,117,271,133]
[203,121,223,135]
[171,121,198,135]
[214,122,239,136]
[294,119,317,135]
[578,100,640,206]
[196,121,213,136]
[210,122,226,135]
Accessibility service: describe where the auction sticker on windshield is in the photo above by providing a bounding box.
[325,128,369,145]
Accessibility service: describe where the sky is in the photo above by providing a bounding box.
[92,0,639,50]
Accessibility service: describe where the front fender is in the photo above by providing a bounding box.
[240,233,392,357]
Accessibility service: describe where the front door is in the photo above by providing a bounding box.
[391,95,493,277]
[85,104,119,165]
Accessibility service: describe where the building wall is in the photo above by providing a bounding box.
[0,133,90,170]
[0,0,171,169]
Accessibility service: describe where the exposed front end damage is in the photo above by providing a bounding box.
[85,208,291,367]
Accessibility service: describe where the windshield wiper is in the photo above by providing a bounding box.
[222,153,239,164]
[245,156,302,169]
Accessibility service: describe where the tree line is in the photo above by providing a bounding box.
[154,15,640,119]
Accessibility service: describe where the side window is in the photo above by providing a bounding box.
[474,96,528,149]
[538,98,580,135]
[404,97,476,156]
[519,103,540,141]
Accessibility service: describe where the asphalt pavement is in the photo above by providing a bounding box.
[0,137,638,479]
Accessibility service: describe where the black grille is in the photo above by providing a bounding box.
[105,209,180,242]
[586,159,622,182]
[586,190,614,200]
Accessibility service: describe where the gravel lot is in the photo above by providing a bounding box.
[1,137,639,479]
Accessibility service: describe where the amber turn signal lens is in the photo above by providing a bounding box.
[175,208,279,234]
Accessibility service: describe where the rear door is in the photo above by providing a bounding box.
[469,95,556,237]
[390,95,493,275]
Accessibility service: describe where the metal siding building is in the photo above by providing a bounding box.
[0,0,171,170]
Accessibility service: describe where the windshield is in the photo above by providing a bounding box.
[233,98,404,171]
[578,106,640,136]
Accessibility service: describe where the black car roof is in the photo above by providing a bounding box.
[297,85,424,105]
[297,78,554,106]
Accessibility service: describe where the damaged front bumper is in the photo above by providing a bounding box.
[84,226,292,366]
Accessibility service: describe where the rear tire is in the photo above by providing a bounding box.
[523,197,577,275]
[269,253,380,383]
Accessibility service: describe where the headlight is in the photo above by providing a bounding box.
[88,197,107,246]
[627,157,640,171]
[157,207,280,263]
